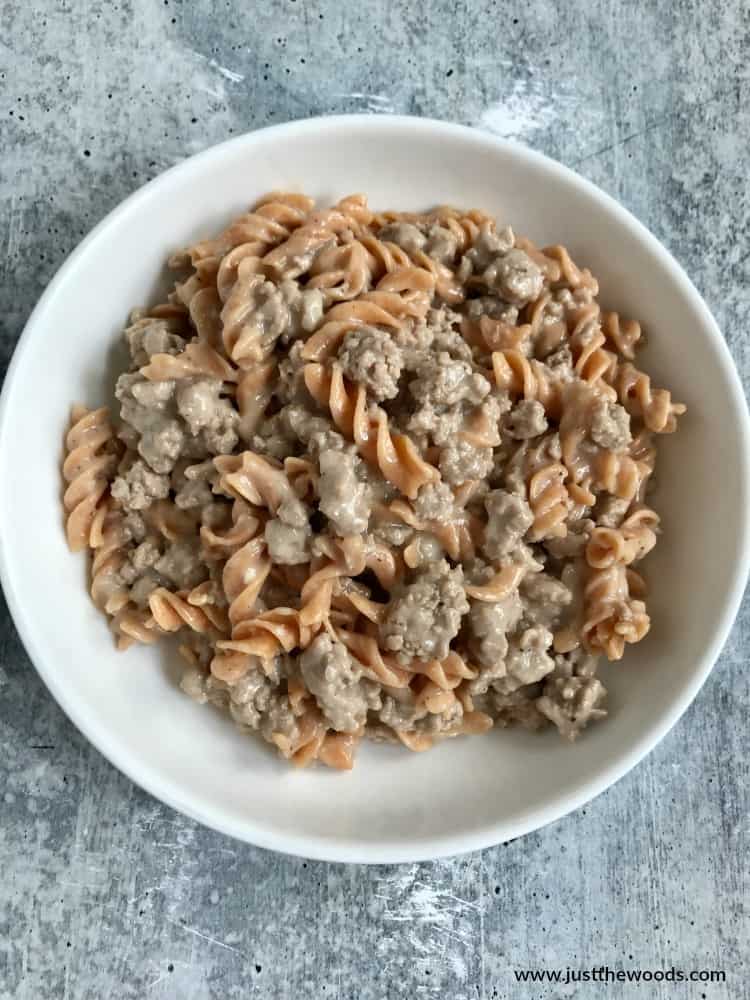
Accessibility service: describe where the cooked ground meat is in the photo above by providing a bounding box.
[338,325,404,401]
[536,675,607,740]
[464,224,515,272]
[264,495,312,565]
[318,449,371,536]
[493,626,555,694]
[468,589,523,672]
[175,379,239,454]
[377,221,427,255]
[380,560,469,663]
[590,399,632,451]
[111,457,170,511]
[423,224,459,264]
[125,317,185,368]
[413,481,456,524]
[154,538,207,590]
[505,399,549,439]
[481,248,544,307]
[520,571,572,630]
[409,352,489,408]
[482,490,534,560]
[439,438,494,485]
[300,633,380,732]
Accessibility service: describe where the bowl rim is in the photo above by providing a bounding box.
[2,113,749,864]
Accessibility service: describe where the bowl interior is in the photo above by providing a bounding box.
[1,116,748,862]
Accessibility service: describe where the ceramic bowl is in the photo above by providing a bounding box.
[1,115,748,862]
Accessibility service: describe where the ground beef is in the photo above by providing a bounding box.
[520,571,572,630]
[175,378,239,454]
[413,481,456,524]
[409,352,490,408]
[300,633,380,732]
[467,589,524,690]
[111,457,170,511]
[264,495,312,565]
[380,560,469,663]
[482,490,534,560]
[463,296,520,327]
[427,307,474,361]
[505,399,549,440]
[338,325,404,401]
[377,222,427,255]
[125,317,185,369]
[277,279,325,342]
[318,449,371,536]
[226,664,301,748]
[439,439,494,485]
[464,224,515,273]
[406,400,465,449]
[116,373,184,474]
[423,224,459,264]
[172,459,216,510]
[492,626,555,694]
[154,538,207,590]
[469,589,523,665]
[590,399,632,451]
[482,248,544,307]
[536,675,607,740]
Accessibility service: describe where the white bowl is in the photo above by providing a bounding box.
[1,116,748,863]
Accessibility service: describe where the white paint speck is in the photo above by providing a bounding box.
[478,77,559,140]
[209,60,244,84]
[209,889,220,904]
[4,791,15,804]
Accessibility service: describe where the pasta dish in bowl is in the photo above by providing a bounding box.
[1,116,747,860]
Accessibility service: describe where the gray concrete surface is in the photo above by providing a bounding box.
[1,1,748,998]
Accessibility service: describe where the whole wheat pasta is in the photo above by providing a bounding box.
[62,190,683,766]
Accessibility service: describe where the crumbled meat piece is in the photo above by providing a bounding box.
[484,688,548,731]
[536,675,607,740]
[409,352,489,408]
[318,449,371,536]
[426,307,474,361]
[154,538,207,590]
[406,400,465,448]
[482,248,544,307]
[406,532,445,567]
[520,571,572,629]
[378,693,428,731]
[125,317,185,369]
[468,590,524,686]
[392,317,435,370]
[463,296,520,326]
[423,224,458,264]
[122,511,147,543]
[505,399,548,439]
[176,379,239,455]
[439,438,494,485]
[117,538,162,586]
[380,560,469,663]
[277,341,307,404]
[338,325,404,401]
[111,457,170,511]
[264,495,311,564]
[464,224,515,272]
[371,517,414,548]
[493,626,555,694]
[413,481,456,524]
[277,279,325,341]
[300,633,380,732]
[173,460,216,509]
[482,490,534,559]
[377,222,426,255]
[545,345,574,373]
[116,373,184,474]
[590,399,632,451]
[235,277,293,355]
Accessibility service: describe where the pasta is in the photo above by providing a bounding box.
[62,191,684,768]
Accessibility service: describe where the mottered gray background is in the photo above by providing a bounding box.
[1,1,748,998]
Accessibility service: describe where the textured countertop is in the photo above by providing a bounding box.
[1,2,748,998]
